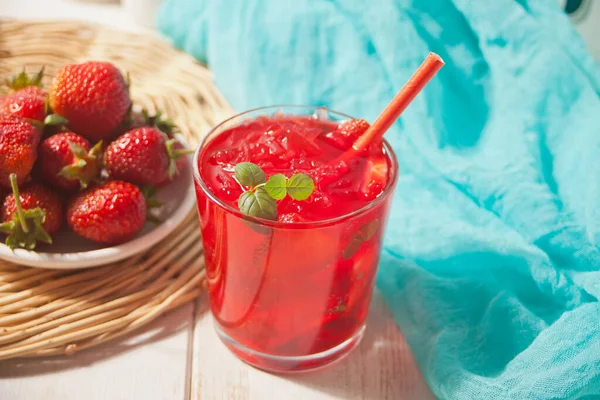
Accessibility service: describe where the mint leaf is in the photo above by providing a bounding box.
[286,173,314,201]
[235,162,266,187]
[238,187,277,220]
[360,219,379,241]
[343,219,379,260]
[264,174,287,200]
[343,236,364,260]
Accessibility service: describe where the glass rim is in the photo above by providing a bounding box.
[192,105,399,228]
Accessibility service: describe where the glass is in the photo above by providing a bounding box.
[192,106,399,373]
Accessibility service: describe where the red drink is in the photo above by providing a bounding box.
[193,106,398,372]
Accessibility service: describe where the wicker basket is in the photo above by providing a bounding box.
[0,19,233,360]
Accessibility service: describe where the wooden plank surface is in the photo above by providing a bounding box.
[0,303,195,400]
[191,292,434,400]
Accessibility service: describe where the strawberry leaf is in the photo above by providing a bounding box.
[140,185,163,224]
[57,141,103,190]
[68,141,88,159]
[4,67,45,90]
[149,110,179,136]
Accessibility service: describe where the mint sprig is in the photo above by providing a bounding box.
[234,162,314,220]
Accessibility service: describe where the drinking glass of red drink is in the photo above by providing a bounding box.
[193,105,399,373]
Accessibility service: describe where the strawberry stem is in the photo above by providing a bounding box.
[175,148,194,157]
[1,174,52,250]
[9,174,29,234]
[165,138,192,180]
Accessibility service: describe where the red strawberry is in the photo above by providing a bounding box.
[322,119,370,150]
[1,68,47,122]
[38,132,103,192]
[104,127,188,186]
[0,113,42,189]
[360,155,389,200]
[49,61,131,142]
[0,174,63,249]
[1,86,47,122]
[67,180,146,244]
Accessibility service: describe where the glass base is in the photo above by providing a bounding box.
[215,324,366,374]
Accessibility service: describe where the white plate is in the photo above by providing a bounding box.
[0,141,197,270]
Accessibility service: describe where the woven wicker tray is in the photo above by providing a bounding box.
[0,19,232,360]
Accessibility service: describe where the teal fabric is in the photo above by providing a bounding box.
[157,1,600,398]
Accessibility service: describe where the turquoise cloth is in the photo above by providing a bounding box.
[157,1,600,398]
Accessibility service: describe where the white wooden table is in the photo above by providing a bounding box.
[0,1,433,398]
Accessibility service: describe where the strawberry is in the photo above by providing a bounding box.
[0,174,63,249]
[1,68,47,122]
[1,86,47,122]
[67,180,146,244]
[104,127,188,186]
[360,155,389,200]
[49,61,131,142]
[0,113,42,189]
[322,119,370,150]
[38,132,103,192]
